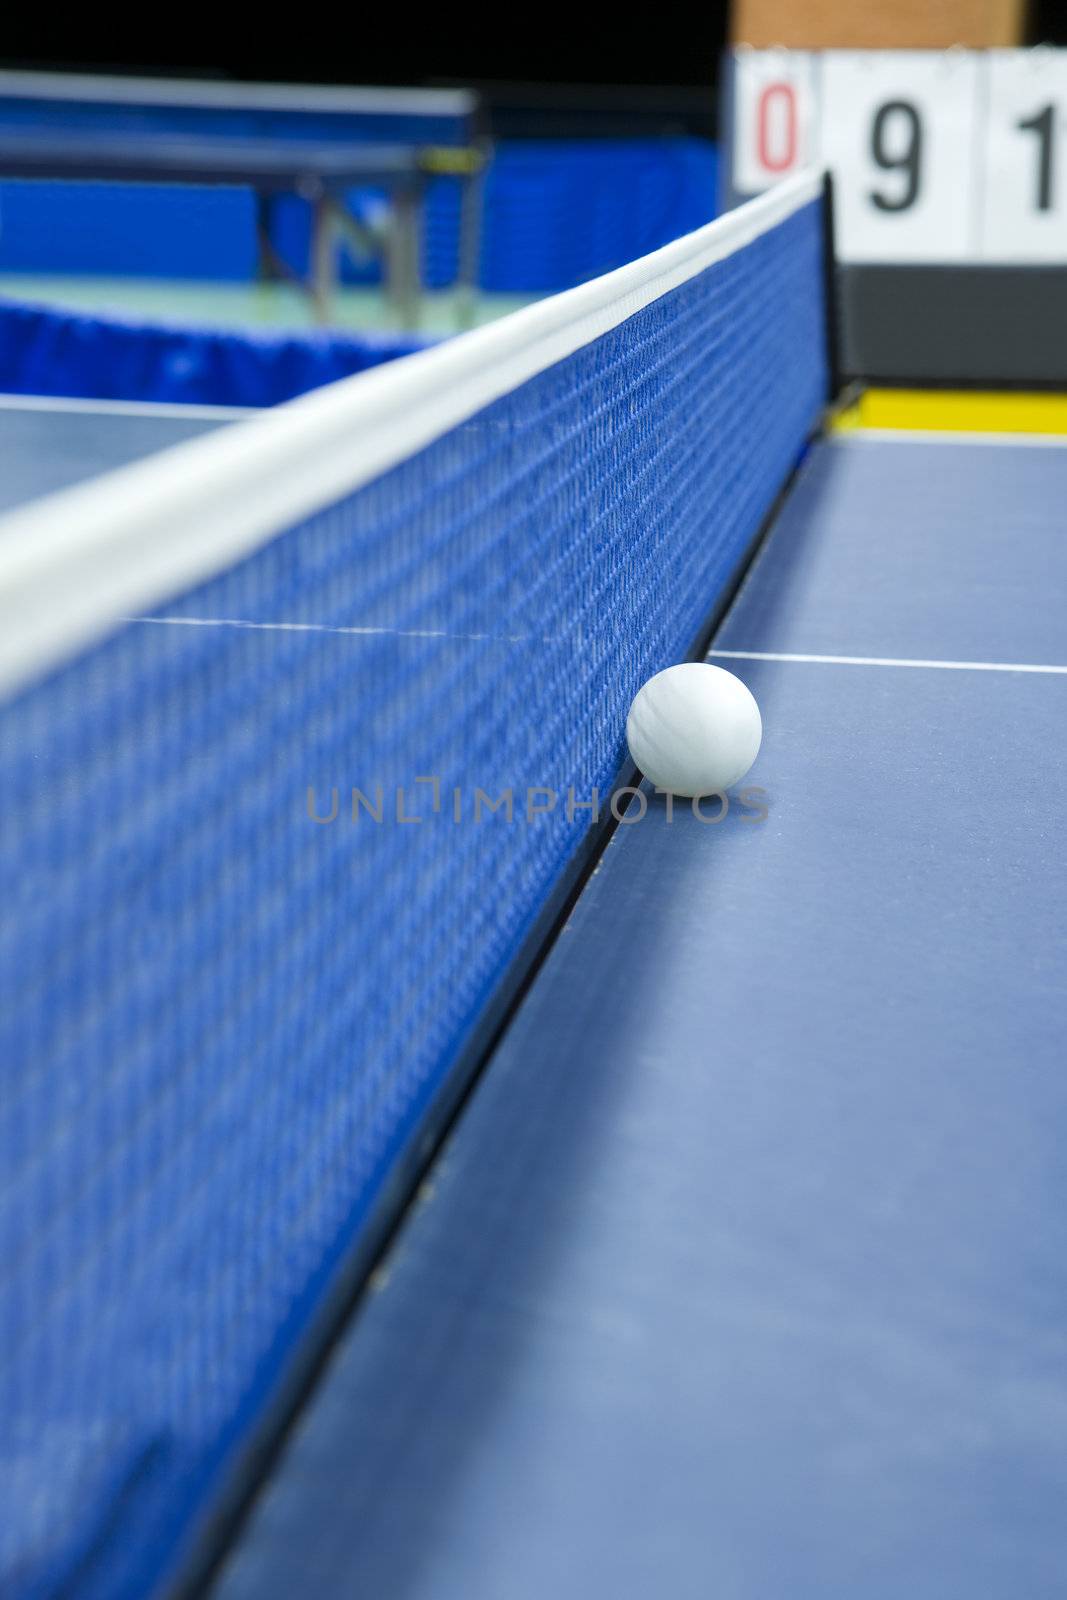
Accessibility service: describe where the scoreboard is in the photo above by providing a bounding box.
[729,48,1067,264]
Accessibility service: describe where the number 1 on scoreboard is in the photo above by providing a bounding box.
[980,50,1067,261]
[732,50,818,194]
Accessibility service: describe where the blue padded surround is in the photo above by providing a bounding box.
[0,297,434,407]
[0,197,826,1598]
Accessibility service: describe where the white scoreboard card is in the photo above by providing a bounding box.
[819,51,981,262]
[732,50,819,195]
[980,49,1067,261]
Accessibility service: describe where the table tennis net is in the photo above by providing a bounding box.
[0,171,828,1600]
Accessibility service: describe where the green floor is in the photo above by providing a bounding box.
[0,275,538,337]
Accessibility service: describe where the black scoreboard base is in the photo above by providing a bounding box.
[837,264,1067,390]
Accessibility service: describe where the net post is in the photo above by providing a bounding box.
[820,169,843,403]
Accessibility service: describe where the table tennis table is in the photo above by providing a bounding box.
[3,384,1064,1598]
[6,171,1067,1600]
[204,424,1067,1600]
[0,71,487,327]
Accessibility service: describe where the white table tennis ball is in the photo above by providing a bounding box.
[626,663,761,797]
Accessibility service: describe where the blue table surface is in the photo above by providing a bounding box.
[0,397,239,515]
[0,71,478,149]
[211,432,1067,1600]
[0,129,440,186]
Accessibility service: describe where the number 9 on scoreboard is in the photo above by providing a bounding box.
[820,52,980,261]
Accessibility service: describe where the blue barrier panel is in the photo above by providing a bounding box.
[0,139,719,292]
[0,182,258,278]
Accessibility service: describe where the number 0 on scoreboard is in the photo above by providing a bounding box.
[732,50,818,194]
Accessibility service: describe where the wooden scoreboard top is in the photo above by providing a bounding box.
[731,0,1027,50]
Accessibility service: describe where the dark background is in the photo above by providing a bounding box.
[0,14,733,89]
[2,3,1066,140]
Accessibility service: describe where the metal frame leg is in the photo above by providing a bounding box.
[309,192,338,326]
[385,184,422,332]
[455,156,487,332]
[254,192,275,285]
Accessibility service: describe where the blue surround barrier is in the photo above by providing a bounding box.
[0,139,719,294]
[0,296,433,407]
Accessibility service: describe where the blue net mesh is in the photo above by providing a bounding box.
[0,195,826,1599]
